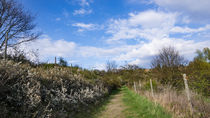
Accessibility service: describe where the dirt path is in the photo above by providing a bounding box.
[97,91,126,118]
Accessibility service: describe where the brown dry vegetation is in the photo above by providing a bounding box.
[134,81,210,118]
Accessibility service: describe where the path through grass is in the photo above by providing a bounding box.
[80,87,172,118]
[97,89,126,118]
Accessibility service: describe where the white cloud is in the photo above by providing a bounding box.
[19,8,210,69]
[23,36,76,60]
[111,38,210,67]
[20,33,210,69]
[152,0,210,22]
[68,60,78,64]
[79,0,90,6]
[73,8,92,15]
[92,63,106,70]
[107,10,177,42]
[78,45,137,58]
[105,10,210,67]
[170,25,210,34]
[72,23,102,32]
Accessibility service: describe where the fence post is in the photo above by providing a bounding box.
[138,80,141,91]
[183,74,193,116]
[54,57,57,64]
[150,79,154,98]
[134,81,137,93]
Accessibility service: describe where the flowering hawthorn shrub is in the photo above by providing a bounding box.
[0,60,109,118]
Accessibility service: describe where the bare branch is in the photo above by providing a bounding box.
[0,0,40,59]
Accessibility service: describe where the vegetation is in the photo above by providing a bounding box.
[194,47,210,62]
[0,0,40,60]
[0,60,111,117]
[58,57,68,67]
[0,0,209,117]
[151,46,187,87]
[122,87,172,118]
[0,47,209,118]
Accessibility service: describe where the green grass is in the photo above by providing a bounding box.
[122,87,172,118]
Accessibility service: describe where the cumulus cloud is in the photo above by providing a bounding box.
[22,36,76,61]
[113,38,210,64]
[107,10,177,42]
[152,0,210,22]
[105,10,210,67]
[21,8,210,69]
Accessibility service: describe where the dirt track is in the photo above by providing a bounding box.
[97,92,126,118]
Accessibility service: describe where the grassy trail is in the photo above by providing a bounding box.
[96,87,171,118]
[122,87,172,118]
[97,91,126,118]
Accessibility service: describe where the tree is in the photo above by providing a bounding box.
[194,47,210,63]
[106,60,117,72]
[187,47,210,96]
[151,46,187,86]
[151,46,186,68]
[58,57,67,67]
[0,0,40,59]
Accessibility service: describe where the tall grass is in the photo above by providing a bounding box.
[135,82,210,118]
[122,87,172,118]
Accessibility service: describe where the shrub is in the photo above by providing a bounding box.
[0,60,110,117]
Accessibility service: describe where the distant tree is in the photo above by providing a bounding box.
[151,46,187,86]
[194,47,210,63]
[0,0,40,59]
[106,60,117,72]
[151,46,186,68]
[58,57,67,67]
[121,64,139,70]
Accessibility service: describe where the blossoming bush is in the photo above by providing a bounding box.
[0,60,109,118]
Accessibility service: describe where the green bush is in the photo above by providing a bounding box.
[187,60,210,96]
[142,79,158,91]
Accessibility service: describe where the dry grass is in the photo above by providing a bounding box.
[135,83,210,118]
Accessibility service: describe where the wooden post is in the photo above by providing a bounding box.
[138,80,141,90]
[134,81,137,93]
[183,74,193,116]
[55,57,57,64]
[150,79,154,98]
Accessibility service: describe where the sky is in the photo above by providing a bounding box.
[18,0,210,70]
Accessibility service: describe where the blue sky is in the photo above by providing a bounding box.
[18,0,210,69]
